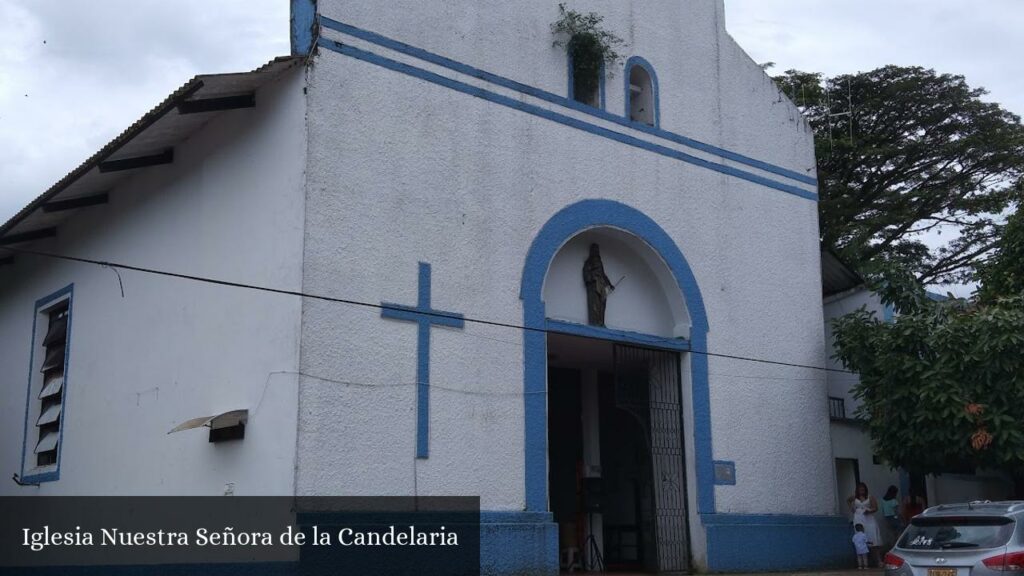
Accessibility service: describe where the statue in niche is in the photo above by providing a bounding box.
[582,243,615,327]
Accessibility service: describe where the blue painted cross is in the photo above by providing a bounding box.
[381,262,464,459]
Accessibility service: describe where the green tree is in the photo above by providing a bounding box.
[831,211,1024,493]
[775,66,1024,284]
[976,208,1024,303]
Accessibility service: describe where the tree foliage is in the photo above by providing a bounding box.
[831,213,1024,488]
[551,4,625,100]
[775,66,1024,284]
[976,208,1024,303]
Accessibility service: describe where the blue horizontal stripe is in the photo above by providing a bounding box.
[318,39,818,202]
[319,16,818,188]
[480,510,554,524]
[545,319,690,351]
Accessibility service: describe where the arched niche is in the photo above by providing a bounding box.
[625,56,659,127]
[542,227,690,339]
[520,199,713,516]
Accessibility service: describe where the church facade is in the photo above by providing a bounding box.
[1,1,850,573]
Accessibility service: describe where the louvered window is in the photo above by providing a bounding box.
[35,302,68,467]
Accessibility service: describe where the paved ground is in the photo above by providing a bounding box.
[569,565,888,569]
[728,571,885,576]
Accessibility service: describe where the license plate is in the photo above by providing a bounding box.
[928,569,956,576]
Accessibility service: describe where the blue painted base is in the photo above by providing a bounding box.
[480,512,559,576]
[703,514,852,572]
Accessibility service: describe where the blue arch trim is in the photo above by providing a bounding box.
[519,199,715,515]
[624,56,660,129]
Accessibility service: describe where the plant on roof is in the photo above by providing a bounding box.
[551,4,626,102]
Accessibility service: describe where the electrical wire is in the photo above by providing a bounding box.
[252,371,544,405]
[1,245,858,375]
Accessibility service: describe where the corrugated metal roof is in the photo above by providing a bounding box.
[0,56,301,244]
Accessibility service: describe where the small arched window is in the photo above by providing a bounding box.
[569,56,605,109]
[625,57,658,127]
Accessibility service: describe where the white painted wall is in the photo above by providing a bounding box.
[313,0,813,173]
[830,423,900,517]
[824,288,885,415]
[0,68,307,496]
[825,288,900,541]
[298,4,830,557]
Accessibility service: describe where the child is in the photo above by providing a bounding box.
[852,523,870,569]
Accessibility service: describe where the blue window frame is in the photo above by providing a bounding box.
[568,55,606,110]
[20,284,74,484]
[624,56,660,128]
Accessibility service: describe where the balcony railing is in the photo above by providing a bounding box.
[828,396,846,420]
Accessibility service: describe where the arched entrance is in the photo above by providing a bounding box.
[520,200,713,573]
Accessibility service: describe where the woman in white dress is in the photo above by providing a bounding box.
[848,482,881,567]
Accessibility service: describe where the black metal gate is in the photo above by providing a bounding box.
[614,344,689,573]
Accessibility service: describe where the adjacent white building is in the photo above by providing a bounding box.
[822,269,1015,547]
[2,2,855,573]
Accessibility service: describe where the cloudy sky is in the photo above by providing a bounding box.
[0,0,289,223]
[1,1,1022,291]
[727,0,1024,122]
[726,0,1023,295]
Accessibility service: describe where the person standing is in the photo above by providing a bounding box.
[881,485,902,540]
[847,483,881,567]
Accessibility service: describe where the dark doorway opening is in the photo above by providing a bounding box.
[548,333,689,574]
[835,458,860,513]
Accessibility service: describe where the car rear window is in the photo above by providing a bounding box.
[898,516,1015,550]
